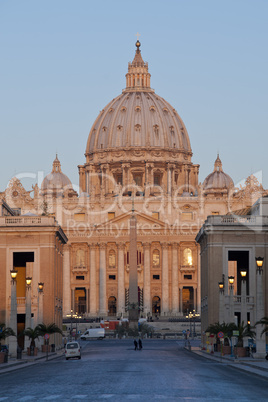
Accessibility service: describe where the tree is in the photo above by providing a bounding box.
[206,322,237,346]
[37,323,63,345]
[255,316,268,337]
[23,326,41,348]
[0,323,15,344]
[234,321,255,347]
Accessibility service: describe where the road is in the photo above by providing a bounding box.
[0,340,267,401]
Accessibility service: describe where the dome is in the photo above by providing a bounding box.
[85,41,191,159]
[41,155,72,193]
[203,155,234,191]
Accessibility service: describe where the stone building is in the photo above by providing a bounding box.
[1,41,266,321]
[196,197,268,357]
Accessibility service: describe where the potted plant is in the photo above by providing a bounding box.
[0,324,15,363]
[234,322,255,357]
[206,322,237,354]
[23,326,41,356]
[37,323,63,353]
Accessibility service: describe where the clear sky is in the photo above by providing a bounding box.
[0,0,267,193]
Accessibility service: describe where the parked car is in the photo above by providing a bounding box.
[65,342,81,360]
[80,328,105,340]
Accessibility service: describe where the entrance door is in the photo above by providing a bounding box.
[152,296,161,315]
[108,296,117,316]
[75,288,86,315]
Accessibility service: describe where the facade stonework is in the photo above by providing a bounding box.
[1,42,267,326]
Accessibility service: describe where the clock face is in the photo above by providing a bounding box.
[12,190,18,197]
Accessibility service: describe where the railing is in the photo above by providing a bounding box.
[0,216,54,226]
[72,266,88,272]
[17,297,25,305]
[180,265,195,271]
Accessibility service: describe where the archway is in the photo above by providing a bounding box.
[108,296,117,316]
[152,296,161,315]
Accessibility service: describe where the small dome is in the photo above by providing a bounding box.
[41,155,72,193]
[203,155,234,191]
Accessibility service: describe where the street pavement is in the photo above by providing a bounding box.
[0,339,267,401]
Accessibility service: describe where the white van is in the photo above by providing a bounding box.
[80,328,105,340]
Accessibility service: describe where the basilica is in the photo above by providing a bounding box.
[1,41,266,334]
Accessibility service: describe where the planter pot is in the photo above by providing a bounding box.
[222,345,231,355]
[41,345,51,353]
[0,352,5,363]
[27,347,38,356]
[234,347,247,357]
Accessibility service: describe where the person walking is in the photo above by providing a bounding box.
[134,339,138,350]
[138,338,142,350]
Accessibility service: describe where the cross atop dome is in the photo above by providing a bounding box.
[125,40,151,91]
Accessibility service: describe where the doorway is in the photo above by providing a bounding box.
[108,296,117,316]
[152,296,161,315]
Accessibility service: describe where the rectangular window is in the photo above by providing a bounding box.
[76,276,85,280]
[74,213,85,222]
[108,212,115,220]
[184,274,192,280]
[109,275,116,280]
[152,212,159,220]
[153,274,160,280]
[211,211,219,215]
[154,175,160,186]
[181,212,193,221]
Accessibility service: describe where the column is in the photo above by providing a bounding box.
[179,287,183,314]
[143,243,151,315]
[171,243,178,315]
[117,243,125,316]
[161,243,169,315]
[90,244,97,316]
[99,243,107,316]
[63,246,71,317]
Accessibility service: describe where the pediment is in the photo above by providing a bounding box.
[94,211,167,232]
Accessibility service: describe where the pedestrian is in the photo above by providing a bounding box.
[134,339,138,350]
[138,338,142,350]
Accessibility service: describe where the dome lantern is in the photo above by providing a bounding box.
[125,40,151,91]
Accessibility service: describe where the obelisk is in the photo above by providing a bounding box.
[128,205,139,327]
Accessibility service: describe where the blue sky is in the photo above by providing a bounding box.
[0,0,267,192]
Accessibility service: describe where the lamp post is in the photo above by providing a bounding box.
[25,277,32,351]
[9,269,18,357]
[191,310,200,339]
[255,256,266,358]
[228,276,235,325]
[218,274,225,323]
[240,270,247,325]
[37,282,44,325]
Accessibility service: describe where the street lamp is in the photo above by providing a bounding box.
[240,270,247,279]
[218,282,224,293]
[228,276,235,288]
[10,269,18,283]
[26,277,32,287]
[38,282,44,292]
[256,257,264,273]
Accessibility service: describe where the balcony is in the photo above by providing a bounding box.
[180,265,195,272]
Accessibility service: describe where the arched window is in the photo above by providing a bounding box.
[76,250,85,266]
[108,296,117,316]
[109,250,116,269]
[152,249,160,268]
[183,248,193,266]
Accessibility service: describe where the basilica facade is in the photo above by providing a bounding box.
[1,41,266,323]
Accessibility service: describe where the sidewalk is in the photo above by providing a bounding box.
[0,349,64,374]
[188,346,268,380]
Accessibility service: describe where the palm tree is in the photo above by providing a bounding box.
[234,321,255,347]
[23,326,41,348]
[37,323,63,345]
[255,316,268,337]
[206,322,237,346]
[0,323,15,344]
